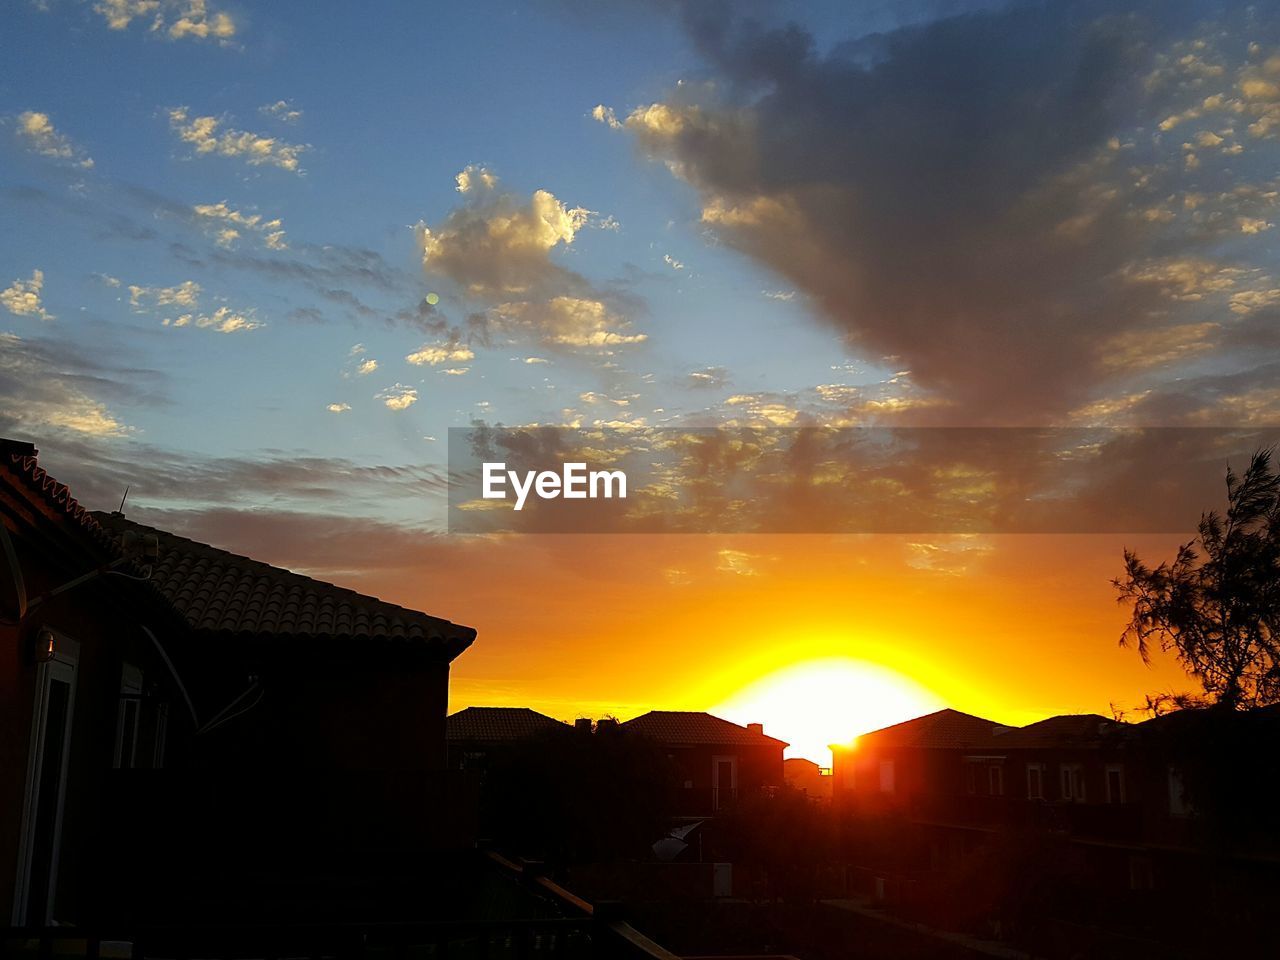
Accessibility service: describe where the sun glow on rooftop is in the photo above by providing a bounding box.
[713,657,944,764]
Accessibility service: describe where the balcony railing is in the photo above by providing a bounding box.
[908,794,1146,841]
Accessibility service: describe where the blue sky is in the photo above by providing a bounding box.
[1,0,888,520]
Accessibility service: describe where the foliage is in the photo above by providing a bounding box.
[1115,448,1280,709]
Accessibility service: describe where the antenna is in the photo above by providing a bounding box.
[117,485,130,515]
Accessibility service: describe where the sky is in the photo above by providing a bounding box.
[4,0,1280,761]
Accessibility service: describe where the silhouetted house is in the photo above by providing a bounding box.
[830,708,1007,809]
[1,439,480,926]
[783,757,832,801]
[447,706,571,770]
[0,440,180,926]
[831,705,1280,954]
[88,512,479,917]
[619,711,786,815]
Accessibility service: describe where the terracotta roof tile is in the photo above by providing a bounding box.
[992,713,1122,749]
[447,707,570,742]
[92,512,475,653]
[856,708,1006,750]
[1,440,115,553]
[619,710,789,747]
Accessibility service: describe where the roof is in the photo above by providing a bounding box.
[619,711,789,747]
[92,512,476,656]
[992,713,1122,748]
[784,757,821,771]
[447,706,569,743]
[1,439,115,554]
[854,709,1005,750]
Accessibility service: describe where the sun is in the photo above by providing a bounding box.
[712,658,944,764]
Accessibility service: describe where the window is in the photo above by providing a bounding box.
[1026,763,1045,800]
[712,755,738,810]
[1060,763,1085,802]
[1105,764,1125,804]
[878,759,896,794]
[964,757,1005,796]
[113,664,142,770]
[988,764,1004,797]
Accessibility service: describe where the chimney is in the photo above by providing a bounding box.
[596,717,619,734]
[747,722,764,736]
[575,718,593,733]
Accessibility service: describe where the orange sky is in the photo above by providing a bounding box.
[340,530,1199,763]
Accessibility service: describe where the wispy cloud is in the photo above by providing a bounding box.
[127,278,260,332]
[14,111,93,168]
[192,201,287,250]
[169,107,308,173]
[259,100,302,124]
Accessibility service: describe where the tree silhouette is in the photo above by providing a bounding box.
[1114,447,1280,710]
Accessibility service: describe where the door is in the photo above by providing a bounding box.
[12,637,78,926]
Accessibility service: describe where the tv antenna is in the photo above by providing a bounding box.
[118,485,130,515]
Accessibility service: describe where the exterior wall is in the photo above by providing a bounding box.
[0,520,174,925]
[666,743,783,815]
[834,738,1151,847]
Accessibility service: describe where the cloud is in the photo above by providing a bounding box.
[259,100,302,124]
[591,104,623,130]
[14,111,93,168]
[356,358,378,375]
[905,536,994,576]
[604,2,1280,423]
[16,441,449,522]
[169,107,307,173]
[717,548,766,577]
[128,279,201,309]
[490,296,647,348]
[414,169,645,353]
[192,201,287,249]
[407,341,475,366]
[417,179,592,296]
[663,254,685,270]
[455,164,499,194]
[326,402,351,413]
[377,384,418,410]
[0,332,134,437]
[686,366,729,389]
[127,278,260,332]
[161,306,261,333]
[93,0,236,42]
[1,270,55,321]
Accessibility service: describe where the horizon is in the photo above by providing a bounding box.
[5,0,1279,771]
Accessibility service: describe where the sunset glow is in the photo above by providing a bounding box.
[2,0,1271,773]
[713,658,945,764]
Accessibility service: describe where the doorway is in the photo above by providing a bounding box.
[12,634,79,926]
